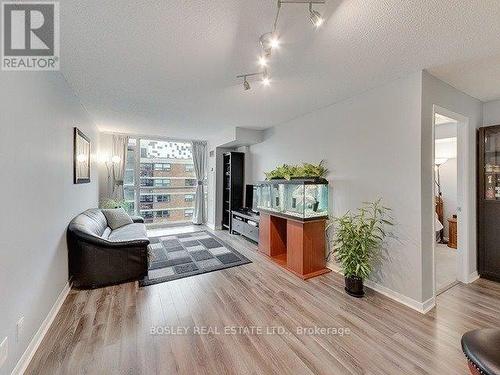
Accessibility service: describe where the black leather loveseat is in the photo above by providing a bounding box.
[67,209,150,288]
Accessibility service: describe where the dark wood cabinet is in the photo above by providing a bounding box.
[478,125,500,282]
[231,209,259,242]
[222,152,244,232]
[448,217,457,249]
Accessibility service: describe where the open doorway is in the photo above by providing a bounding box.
[434,113,458,293]
[432,106,471,297]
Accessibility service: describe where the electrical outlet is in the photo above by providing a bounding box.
[17,317,25,342]
[0,337,7,368]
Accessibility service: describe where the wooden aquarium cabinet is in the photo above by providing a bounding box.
[258,211,330,279]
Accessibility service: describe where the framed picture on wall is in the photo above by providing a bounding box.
[74,127,91,184]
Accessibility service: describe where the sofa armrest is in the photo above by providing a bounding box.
[67,228,149,289]
[70,229,149,249]
[130,215,145,224]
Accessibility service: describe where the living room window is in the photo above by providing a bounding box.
[123,139,137,215]
[140,194,153,203]
[185,178,196,187]
[156,194,170,203]
[126,138,204,226]
[153,178,171,187]
[154,163,171,171]
[156,210,170,218]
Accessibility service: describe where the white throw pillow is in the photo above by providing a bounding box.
[102,208,134,230]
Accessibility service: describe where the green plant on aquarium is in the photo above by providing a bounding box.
[264,164,295,180]
[264,160,328,180]
[327,199,393,279]
[100,198,134,213]
[296,160,328,179]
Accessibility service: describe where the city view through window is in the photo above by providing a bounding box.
[124,139,201,225]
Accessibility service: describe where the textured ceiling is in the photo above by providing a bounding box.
[429,53,500,103]
[60,0,500,139]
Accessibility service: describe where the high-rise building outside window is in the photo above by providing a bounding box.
[125,138,205,226]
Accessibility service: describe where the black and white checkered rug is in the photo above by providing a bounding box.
[139,231,251,286]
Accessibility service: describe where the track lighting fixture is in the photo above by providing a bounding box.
[309,3,324,28]
[243,78,251,90]
[269,35,280,49]
[258,55,268,67]
[278,0,325,29]
[262,69,271,86]
[259,32,280,57]
[237,71,271,91]
[237,0,325,91]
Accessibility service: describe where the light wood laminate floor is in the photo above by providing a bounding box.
[26,229,500,375]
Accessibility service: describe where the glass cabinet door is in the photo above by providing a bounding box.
[483,128,500,200]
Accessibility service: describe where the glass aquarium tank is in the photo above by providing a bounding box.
[255,178,328,220]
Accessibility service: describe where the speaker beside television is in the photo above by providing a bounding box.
[245,184,254,210]
[245,184,261,214]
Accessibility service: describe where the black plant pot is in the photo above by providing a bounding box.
[344,276,364,298]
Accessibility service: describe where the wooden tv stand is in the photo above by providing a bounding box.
[258,211,331,280]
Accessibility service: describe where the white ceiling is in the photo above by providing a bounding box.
[429,53,500,103]
[60,0,500,140]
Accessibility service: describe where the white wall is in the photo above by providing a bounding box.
[483,99,500,126]
[435,125,458,238]
[421,71,483,300]
[249,72,425,303]
[437,158,457,237]
[0,72,99,374]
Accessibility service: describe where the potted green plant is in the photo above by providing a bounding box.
[100,198,134,213]
[264,164,291,180]
[328,199,392,297]
[295,160,328,179]
[264,160,328,180]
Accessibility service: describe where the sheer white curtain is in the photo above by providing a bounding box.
[191,141,207,224]
[112,134,128,200]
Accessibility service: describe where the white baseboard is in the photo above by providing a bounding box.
[12,282,71,375]
[326,262,435,314]
[206,222,216,230]
[466,271,479,283]
[420,296,436,314]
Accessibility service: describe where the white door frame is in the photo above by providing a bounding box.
[431,105,471,297]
